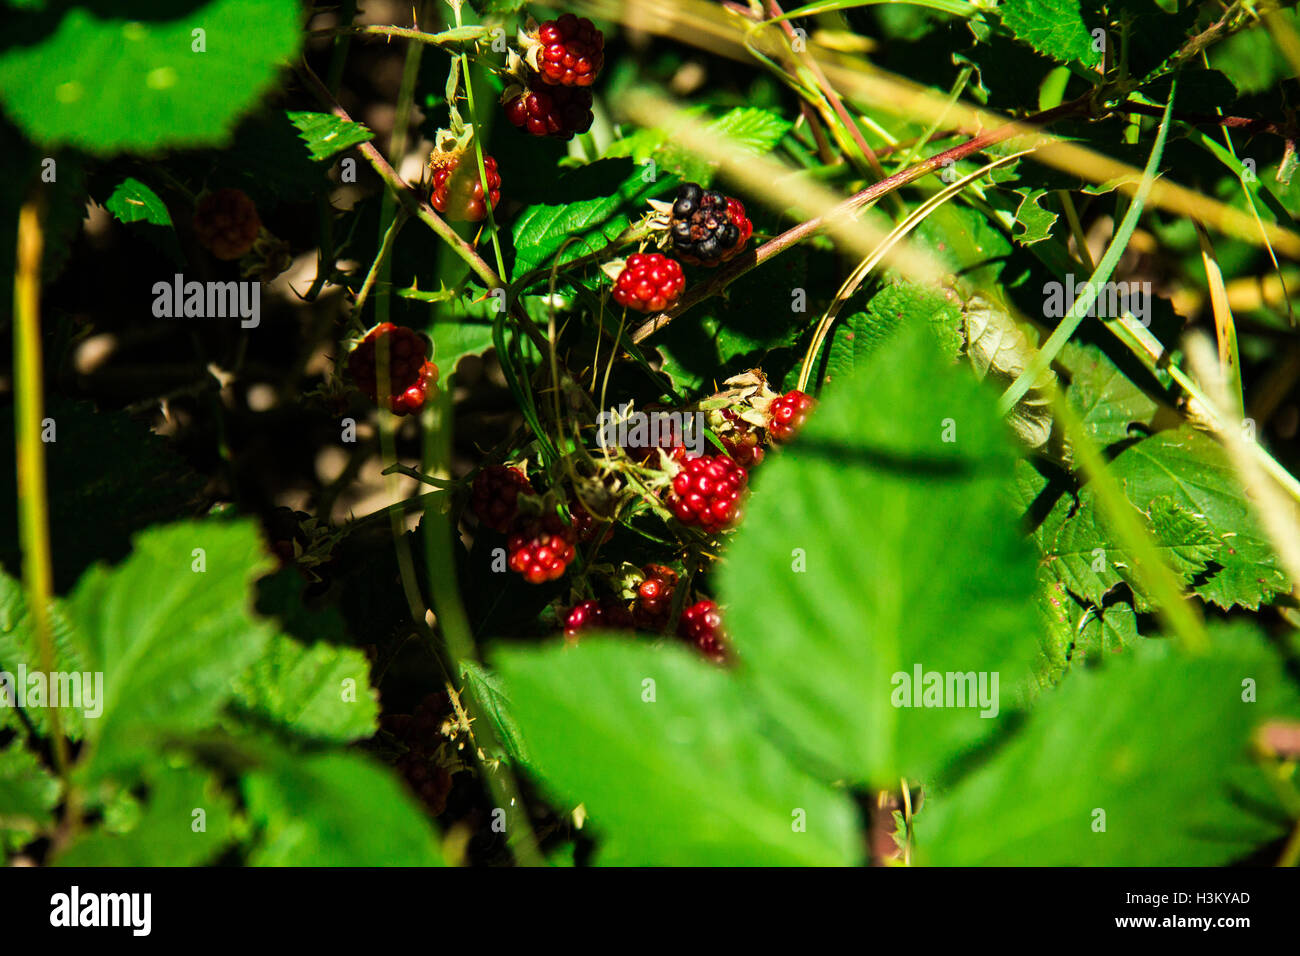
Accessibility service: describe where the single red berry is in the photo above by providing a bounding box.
[471,465,533,533]
[719,409,765,468]
[534,14,604,87]
[633,564,678,631]
[669,183,753,266]
[503,83,594,139]
[563,597,634,640]
[193,188,261,260]
[668,453,748,533]
[507,513,577,584]
[612,253,685,313]
[768,390,816,443]
[679,600,727,663]
[430,153,502,222]
[347,323,440,416]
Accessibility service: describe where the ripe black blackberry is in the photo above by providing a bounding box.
[668,183,753,266]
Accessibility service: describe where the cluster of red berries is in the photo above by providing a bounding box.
[430,153,501,222]
[193,187,261,260]
[506,514,577,584]
[612,253,685,313]
[470,465,533,533]
[534,14,604,87]
[563,597,633,639]
[668,452,748,533]
[669,183,753,266]
[563,564,728,663]
[347,322,440,416]
[470,468,604,585]
[768,389,815,443]
[503,16,604,139]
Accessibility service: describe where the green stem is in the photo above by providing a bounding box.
[13,195,72,791]
[997,81,1177,416]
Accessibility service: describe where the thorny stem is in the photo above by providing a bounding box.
[628,96,1091,344]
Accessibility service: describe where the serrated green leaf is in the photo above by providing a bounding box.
[104,177,172,226]
[0,739,59,851]
[0,572,88,740]
[821,280,964,390]
[1108,426,1288,609]
[243,752,444,866]
[511,160,663,280]
[53,763,234,866]
[1062,342,1163,447]
[920,628,1299,865]
[231,632,378,744]
[459,659,528,764]
[494,639,862,865]
[67,521,277,781]
[721,324,1040,786]
[1045,494,1220,612]
[286,110,374,162]
[652,107,791,186]
[999,0,1103,69]
[0,0,303,154]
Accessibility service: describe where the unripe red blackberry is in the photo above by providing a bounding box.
[503,83,594,139]
[612,253,685,313]
[347,323,440,416]
[668,453,748,532]
[668,183,753,266]
[430,153,501,222]
[633,564,678,631]
[507,513,577,584]
[471,465,533,534]
[530,14,604,87]
[193,188,261,260]
[679,600,727,663]
[563,597,634,640]
[769,390,815,443]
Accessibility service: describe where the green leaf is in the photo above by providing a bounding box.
[67,520,277,781]
[230,632,379,744]
[1009,187,1057,245]
[0,739,59,850]
[286,110,374,162]
[0,0,303,154]
[998,0,1103,69]
[1044,493,1220,612]
[243,752,444,866]
[494,639,862,866]
[53,764,234,866]
[511,159,664,281]
[919,629,1299,865]
[1062,342,1163,447]
[104,177,172,226]
[0,571,89,739]
[1108,426,1289,609]
[720,324,1041,786]
[459,659,529,764]
[821,280,964,390]
[652,107,793,186]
